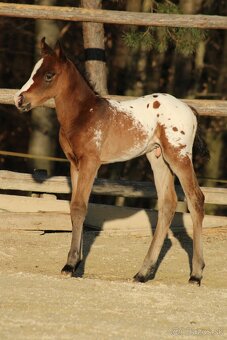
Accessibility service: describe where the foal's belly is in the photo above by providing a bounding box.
[99,112,156,163]
[100,138,155,164]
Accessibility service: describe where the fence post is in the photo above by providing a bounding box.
[81,0,108,95]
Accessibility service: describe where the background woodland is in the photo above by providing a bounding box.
[0,0,226,213]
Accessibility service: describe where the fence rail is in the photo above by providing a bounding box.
[1,89,227,117]
[1,170,227,205]
[0,170,227,234]
[0,2,227,29]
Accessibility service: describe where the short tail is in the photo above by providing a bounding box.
[193,128,210,160]
[190,106,210,161]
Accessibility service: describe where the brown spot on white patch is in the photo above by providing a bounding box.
[147,103,149,108]
[157,113,160,117]
[153,94,158,98]
[130,106,133,108]
[153,101,161,109]
[172,127,178,132]
[180,130,185,135]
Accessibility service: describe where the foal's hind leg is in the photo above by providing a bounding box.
[134,151,177,282]
[167,155,205,285]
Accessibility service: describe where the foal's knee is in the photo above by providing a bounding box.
[70,201,87,221]
[194,188,205,215]
[199,189,205,206]
[167,187,177,210]
[159,192,177,217]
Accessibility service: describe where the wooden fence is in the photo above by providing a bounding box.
[1,88,227,117]
[0,2,227,29]
[0,2,226,234]
[0,170,227,235]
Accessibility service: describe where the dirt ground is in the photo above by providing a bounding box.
[0,226,226,339]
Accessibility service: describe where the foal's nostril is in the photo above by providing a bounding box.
[18,94,23,107]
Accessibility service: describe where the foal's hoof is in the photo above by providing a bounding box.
[61,261,82,277]
[133,272,147,283]
[61,264,74,277]
[188,275,202,286]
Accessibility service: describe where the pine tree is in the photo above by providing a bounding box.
[122,0,206,56]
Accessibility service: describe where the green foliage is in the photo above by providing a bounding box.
[122,28,155,51]
[156,0,180,14]
[122,29,143,50]
[122,0,207,56]
[173,27,207,56]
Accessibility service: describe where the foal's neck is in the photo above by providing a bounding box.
[55,60,97,131]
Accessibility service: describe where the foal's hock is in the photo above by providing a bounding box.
[14,38,206,285]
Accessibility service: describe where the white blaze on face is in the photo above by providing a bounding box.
[14,58,44,107]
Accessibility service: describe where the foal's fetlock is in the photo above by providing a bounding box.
[189,267,205,286]
[189,261,205,286]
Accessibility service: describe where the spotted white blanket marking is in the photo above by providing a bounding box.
[108,93,197,158]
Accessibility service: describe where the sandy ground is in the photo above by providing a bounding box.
[0,226,226,339]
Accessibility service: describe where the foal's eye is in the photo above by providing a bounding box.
[44,72,55,82]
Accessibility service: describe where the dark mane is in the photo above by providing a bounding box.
[67,53,101,96]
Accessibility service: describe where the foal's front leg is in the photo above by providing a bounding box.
[61,157,100,277]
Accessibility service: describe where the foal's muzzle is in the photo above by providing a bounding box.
[14,93,31,112]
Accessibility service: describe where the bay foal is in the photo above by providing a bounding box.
[14,38,205,285]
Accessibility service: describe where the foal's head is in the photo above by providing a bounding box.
[14,38,67,112]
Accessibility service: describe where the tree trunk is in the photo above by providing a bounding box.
[190,39,206,96]
[125,0,152,97]
[201,2,226,214]
[180,0,203,13]
[28,0,59,175]
[130,0,153,96]
[167,0,204,97]
[203,130,222,182]
[216,31,227,96]
[81,0,108,95]
[203,29,227,192]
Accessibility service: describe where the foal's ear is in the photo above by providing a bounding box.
[40,37,54,56]
[54,40,67,62]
